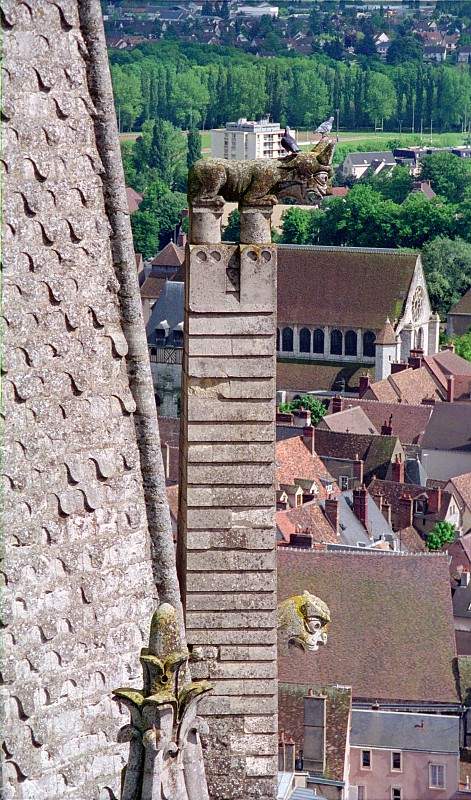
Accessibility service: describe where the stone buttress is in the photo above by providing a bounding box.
[178,233,278,799]
[1,2,159,797]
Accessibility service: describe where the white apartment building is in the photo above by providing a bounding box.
[211,118,295,160]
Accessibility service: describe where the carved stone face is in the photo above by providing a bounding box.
[300,604,329,651]
[278,590,331,653]
[306,169,330,199]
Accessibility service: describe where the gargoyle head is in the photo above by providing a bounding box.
[278,139,334,201]
[278,590,331,652]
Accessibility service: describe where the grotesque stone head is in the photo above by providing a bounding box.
[278,590,331,652]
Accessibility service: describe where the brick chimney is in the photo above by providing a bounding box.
[293,408,311,428]
[177,231,187,247]
[399,493,413,529]
[302,425,315,454]
[324,496,339,536]
[447,375,455,403]
[427,486,442,514]
[352,454,364,486]
[332,395,343,414]
[381,414,393,436]
[421,396,436,406]
[353,485,368,529]
[372,491,383,511]
[358,374,371,398]
[289,532,313,549]
[392,455,405,483]
[382,500,392,526]
[391,362,409,375]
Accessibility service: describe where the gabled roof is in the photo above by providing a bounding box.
[151,241,185,269]
[315,429,401,483]
[140,275,166,300]
[346,151,395,166]
[422,403,471,452]
[319,490,394,546]
[126,186,143,213]
[277,360,375,393]
[276,500,339,545]
[319,407,379,436]
[364,366,444,404]
[331,398,433,445]
[448,472,471,514]
[351,709,459,754]
[146,280,184,337]
[276,436,338,498]
[278,549,459,703]
[449,288,471,316]
[369,478,452,527]
[277,245,419,329]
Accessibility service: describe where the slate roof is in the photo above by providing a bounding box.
[278,683,351,782]
[277,360,374,393]
[319,407,378,436]
[453,583,471,619]
[277,245,418,329]
[364,366,444,404]
[146,280,184,341]
[449,289,471,316]
[346,151,395,166]
[276,436,338,499]
[277,549,459,703]
[315,429,401,483]
[328,398,433,446]
[319,491,393,546]
[351,709,460,754]
[422,403,471,452]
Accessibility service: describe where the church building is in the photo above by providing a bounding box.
[277,245,439,392]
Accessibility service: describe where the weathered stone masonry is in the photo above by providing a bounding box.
[178,237,278,799]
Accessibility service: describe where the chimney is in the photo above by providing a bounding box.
[399,493,413,529]
[164,442,170,479]
[352,454,364,486]
[358,374,371,398]
[447,375,455,403]
[391,362,409,375]
[289,532,313,549]
[421,396,436,405]
[373,492,383,511]
[381,414,393,436]
[293,408,311,428]
[353,485,368,529]
[177,230,187,247]
[392,455,405,484]
[408,348,424,369]
[332,395,343,414]
[303,696,326,774]
[382,500,392,526]
[427,486,442,514]
[324,496,339,536]
[302,425,315,454]
[461,571,471,588]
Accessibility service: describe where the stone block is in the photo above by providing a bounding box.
[219,645,277,662]
[186,463,273,486]
[186,571,275,592]
[198,695,277,715]
[209,662,277,680]
[187,591,276,611]
[244,716,278,734]
[239,246,276,312]
[209,679,278,697]
[186,550,276,572]
[187,336,273,358]
[187,422,273,443]
[220,379,275,400]
[187,443,274,464]
[185,507,275,529]
[187,628,277,646]
[246,755,278,777]
[186,485,274,508]
[188,356,274,379]
[187,529,275,551]
[187,314,275,336]
[230,734,277,756]
[186,610,276,630]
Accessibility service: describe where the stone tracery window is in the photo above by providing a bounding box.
[412,286,424,322]
[330,329,342,356]
[313,328,324,354]
[299,327,311,353]
[282,326,293,352]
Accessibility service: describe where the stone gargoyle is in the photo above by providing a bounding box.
[187,139,334,210]
[278,590,331,652]
[113,603,212,800]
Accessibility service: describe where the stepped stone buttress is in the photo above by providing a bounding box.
[178,205,279,800]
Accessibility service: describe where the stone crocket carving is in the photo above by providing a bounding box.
[113,603,212,800]
[187,139,334,210]
[278,590,331,652]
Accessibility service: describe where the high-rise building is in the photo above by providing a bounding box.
[211,118,296,160]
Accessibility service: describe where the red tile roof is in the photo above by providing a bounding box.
[140,275,166,300]
[278,549,459,703]
[448,472,471,515]
[276,436,338,498]
[126,186,143,213]
[450,288,471,316]
[151,241,184,269]
[331,398,433,445]
[315,428,402,483]
[398,525,428,553]
[277,246,418,329]
[277,500,339,545]
[364,366,444,404]
[319,406,378,435]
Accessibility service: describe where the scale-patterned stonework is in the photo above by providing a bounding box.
[1,2,157,797]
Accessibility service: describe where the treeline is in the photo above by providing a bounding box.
[110,41,471,133]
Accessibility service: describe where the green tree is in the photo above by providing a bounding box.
[187,128,202,170]
[420,152,471,203]
[280,208,312,244]
[279,395,327,426]
[356,33,378,57]
[386,35,423,65]
[397,194,455,248]
[454,329,471,362]
[361,165,413,203]
[131,179,187,259]
[170,69,210,129]
[364,72,397,125]
[421,237,471,317]
[222,209,240,242]
[426,521,457,550]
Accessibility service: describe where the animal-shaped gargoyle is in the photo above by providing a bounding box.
[278,590,331,652]
[187,139,334,211]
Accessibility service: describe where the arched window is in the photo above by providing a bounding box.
[345,330,357,356]
[363,330,376,357]
[276,328,280,351]
[313,328,324,354]
[330,329,342,356]
[416,327,423,349]
[282,327,293,352]
[299,327,311,353]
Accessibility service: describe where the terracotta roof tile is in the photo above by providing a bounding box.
[422,402,471,451]
[448,472,471,513]
[376,318,397,345]
[315,429,401,483]
[277,245,418,329]
[398,525,428,553]
[364,366,444,404]
[278,549,459,703]
[140,275,166,300]
[319,406,378,435]
[151,241,185,269]
[278,683,351,781]
[276,436,338,498]
[450,288,471,316]
[277,500,339,545]
[331,398,433,445]
[126,186,143,213]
